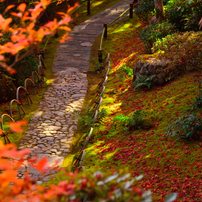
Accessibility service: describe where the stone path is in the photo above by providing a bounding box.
[19,0,132,180]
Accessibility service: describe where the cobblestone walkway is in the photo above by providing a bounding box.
[19,0,132,180]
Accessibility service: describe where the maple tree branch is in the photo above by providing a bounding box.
[15,52,19,61]
[36,9,46,22]
[10,48,33,68]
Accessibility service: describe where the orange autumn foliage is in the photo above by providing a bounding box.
[8,120,28,133]
[0,0,75,74]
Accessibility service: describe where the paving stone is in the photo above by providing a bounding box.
[63,149,70,153]
[60,138,69,143]
[80,42,92,47]
[69,125,77,133]
[32,111,44,118]
[38,144,47,148]
[44,126,61,131]
[73,54,81,57]
[44,136,55,141]
[72,93,86,98]
[50,149,58,153]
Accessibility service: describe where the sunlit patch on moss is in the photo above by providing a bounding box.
[46,79,55,85]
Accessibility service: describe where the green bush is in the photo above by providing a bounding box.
[166,113,202,140]
[76,106,107,127]
[113,114,130,130]
[113,110,144,131]
[190,79,202,110]
[120,66,133,77]
[192,95,202,110]
[132,75,155,91]
[12,54,38,86]
[139,21,176,52]
[165,0,202,31]
[128,110,145,130]
[152,31,202,73]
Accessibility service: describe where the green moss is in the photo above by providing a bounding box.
[63,12,202,199]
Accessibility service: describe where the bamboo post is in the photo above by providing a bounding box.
[104,23,107,38]
[98,49,103,63]
[87,0,90,15]
[130,3,133,18]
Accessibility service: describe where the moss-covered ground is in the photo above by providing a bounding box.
[66,15,202,201]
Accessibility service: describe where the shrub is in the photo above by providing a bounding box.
[113,110,144,131]
[132,75,155,91]
[165,0,202,31]
[76,106,107,127]
[0,72,16,103]
[191,95,202,110]
[113,114,130,130]
[128,110,145,130]
[190,78,202,110]
[166,113,202,140]
[12,54,38,86]
[152,31,202,74]
[120,65,133,77]
[139,21,176,52]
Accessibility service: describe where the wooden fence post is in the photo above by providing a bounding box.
[98,49,102,63]
[87,0,90,15]
[40,50,44,59]
[104,23,107,38]
[130,3,133,18]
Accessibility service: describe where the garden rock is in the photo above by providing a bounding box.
[133,58,170,85]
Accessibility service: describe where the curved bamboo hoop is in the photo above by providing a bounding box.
[1,113,15,131]
[39,54,46,69]
[9,99,26,119]
[32,70,42,88]
[24,78,39,95]
[38,65,45,77]
[39,55,42,67]
[38,65,46,87]
[16,86,33,106]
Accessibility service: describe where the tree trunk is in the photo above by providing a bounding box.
[154,0,165,23]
